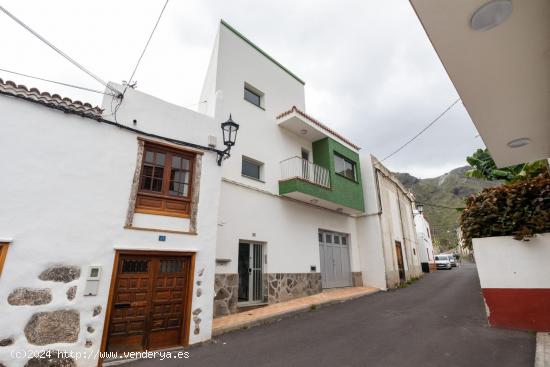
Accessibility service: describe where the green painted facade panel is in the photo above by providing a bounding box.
[279,137,365,212]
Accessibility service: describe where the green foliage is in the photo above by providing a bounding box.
[466,148,548,183]
[460,174,550,248]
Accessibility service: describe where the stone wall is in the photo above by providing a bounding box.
[352,272,363,287]
[213,272,322,317]
[0,265,90,367]
[267,273,322,304]
[213,274,238,317]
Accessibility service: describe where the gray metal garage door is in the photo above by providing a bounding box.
[319,230,352,288]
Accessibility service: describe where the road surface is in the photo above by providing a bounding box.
[129,262,534,367]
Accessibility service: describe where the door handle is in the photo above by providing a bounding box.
[248,268,252,274]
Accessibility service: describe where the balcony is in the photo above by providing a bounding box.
[279,155,364,214]
[280,156,330,189]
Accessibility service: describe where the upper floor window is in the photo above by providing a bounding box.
[334,153,356,181]
[244,83,264,108]
[136,142,195,217]
[242,156,263,181]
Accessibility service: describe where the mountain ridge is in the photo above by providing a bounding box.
[394,165,499,251]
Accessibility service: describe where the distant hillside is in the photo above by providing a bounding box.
[395,166,499,251]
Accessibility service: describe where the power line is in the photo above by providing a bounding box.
[381,98,461,162]
[418,202,465,210]
[0,67,115,96]
[184,100,207,109]
[122,0,170,96]
[0,5,121,97]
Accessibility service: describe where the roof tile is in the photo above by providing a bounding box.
[0,78,103,120]
[276,106,360,150]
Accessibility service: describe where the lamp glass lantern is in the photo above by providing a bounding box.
[221,114,239,148]
[416,204,424,214]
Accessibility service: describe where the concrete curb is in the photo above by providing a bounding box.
[212,289,380,337]
[536,332,550,367]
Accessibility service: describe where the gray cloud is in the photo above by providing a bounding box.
[0,0,484,178]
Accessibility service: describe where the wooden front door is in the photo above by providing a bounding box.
[395,241,406,283]
[107,254,192,353]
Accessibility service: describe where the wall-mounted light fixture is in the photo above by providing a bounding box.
[416,203,424,214]
[217,114,239,165]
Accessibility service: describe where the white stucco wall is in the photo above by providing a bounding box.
[473,233,550,289]
[0,86,222,366]
[357,155,422,288]
[414,212,434,264]
[201,21,364,283]
[216,180,360,275]
[355,156,387,289]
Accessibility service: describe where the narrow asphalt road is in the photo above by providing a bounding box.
[130,263,535,367]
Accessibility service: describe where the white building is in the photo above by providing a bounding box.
[358,155,423,289]
[199,21,423,316]
[413,209,436,272]
[0,19,426,365]
[201,21,369,315]
[0,79,227,366]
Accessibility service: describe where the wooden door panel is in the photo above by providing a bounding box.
[148,258,189,349]
[107,257,152,353]
[107,254,191,353]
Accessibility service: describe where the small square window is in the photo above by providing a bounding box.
[244,83,263,108]
[242,156,263,181]
[334,236,340,245]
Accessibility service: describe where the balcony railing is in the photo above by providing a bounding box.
[280,156,330,189]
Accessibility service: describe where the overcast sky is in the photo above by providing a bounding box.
[0,0,484,178]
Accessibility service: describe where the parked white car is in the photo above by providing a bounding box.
[448,254,458,267]
[435,255,452,270]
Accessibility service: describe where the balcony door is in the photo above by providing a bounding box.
[301,149,310,180]
[238,242,264,304]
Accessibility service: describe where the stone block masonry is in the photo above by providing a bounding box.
[267,273,322,304]
[24,310,80,345]
[8,288,52,306]
[352,272,363,287]
[214,274,238,317]
[214,273,323,317]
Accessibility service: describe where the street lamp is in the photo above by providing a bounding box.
[416,203,424,214]
[217,114,239,165]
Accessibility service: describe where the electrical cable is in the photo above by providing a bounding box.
[0,67,115,96]
[0,5,121,97]
[417,202,465,210]
[380,98,461,162]
[122,0,170,96]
